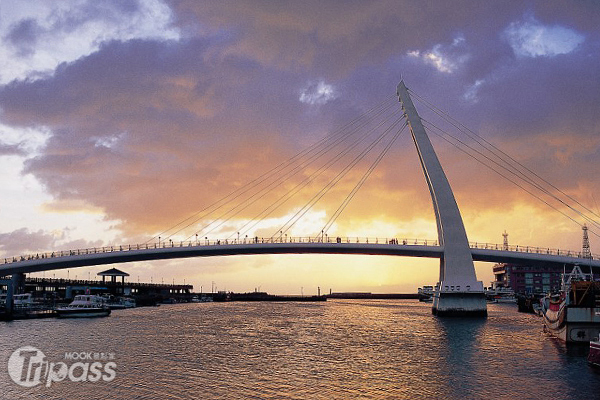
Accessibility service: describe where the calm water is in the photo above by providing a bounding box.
[1,300,599,399]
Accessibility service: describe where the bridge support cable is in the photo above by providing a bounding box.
[409,89,600,235]
[270,116,407,240]
[152,94,397,243]
[179,95,404,240]
[236,114,408,241]
[231,119,401,240]
[192,102,402,242]
[167,96,398,242]
[319,122,408,237]
[422,119,600,239]
[414,95,600,232]
[410,90,600,238]
[410,88,600,222]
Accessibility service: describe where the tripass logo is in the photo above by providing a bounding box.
[7,346,116,387]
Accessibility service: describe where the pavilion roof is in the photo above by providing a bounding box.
[97,268,130,277]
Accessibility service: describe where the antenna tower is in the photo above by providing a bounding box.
[582,224,592,259]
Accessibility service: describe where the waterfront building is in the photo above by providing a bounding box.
[0,274,193,301]
[493,227,595,295]
[492,263,564,295]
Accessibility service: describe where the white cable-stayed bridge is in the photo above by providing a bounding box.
[2,237,598,276]
[2,81,599,316]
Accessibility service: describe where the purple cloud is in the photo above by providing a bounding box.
[0,0,598,242]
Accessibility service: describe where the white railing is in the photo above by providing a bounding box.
[467,241,600,260]
[1,237,433,265]
[1,237,598,265]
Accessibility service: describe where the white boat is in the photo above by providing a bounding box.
[122,297,136,308]
[13,293,35,308]
[541,265,600,342]
[492,288,517,303]
[103,295,136,309]
[56,295,111,318]
[485,286,517,304]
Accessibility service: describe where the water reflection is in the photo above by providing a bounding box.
[433,316,487,398]
[1,301,599,399]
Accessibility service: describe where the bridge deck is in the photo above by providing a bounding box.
[1,238,599,276]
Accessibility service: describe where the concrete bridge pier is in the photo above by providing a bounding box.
[5,272,25,314]
[431,259,487,317]
[432,285,487,317]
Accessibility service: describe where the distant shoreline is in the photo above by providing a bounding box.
[326,293,419,299]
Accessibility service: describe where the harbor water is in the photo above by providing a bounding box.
[1,299,599,399]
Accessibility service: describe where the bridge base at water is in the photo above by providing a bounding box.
[432,287,488,317]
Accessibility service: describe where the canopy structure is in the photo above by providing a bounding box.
[97,267,129,284]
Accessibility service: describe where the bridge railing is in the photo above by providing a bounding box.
[468,241,600,260]
[2,237,599,265]
[0,237,437,265]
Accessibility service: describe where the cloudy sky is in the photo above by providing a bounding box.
[1,0,599,293]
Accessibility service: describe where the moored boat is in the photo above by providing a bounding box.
[56,295,111,318]
[103,295,136,309]
[517,293,544,314]
[589,337,600,367]
[418,286,433,302]
[200,295,213,302]
[13,293,35,309]
[541,265,600,343]
[485,286,517,304]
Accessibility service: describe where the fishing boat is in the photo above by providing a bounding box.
[589,337,600,367]
[56,295,111,318]
[540,265,600,343]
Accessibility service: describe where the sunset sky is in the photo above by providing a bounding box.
[1,1,599,294]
